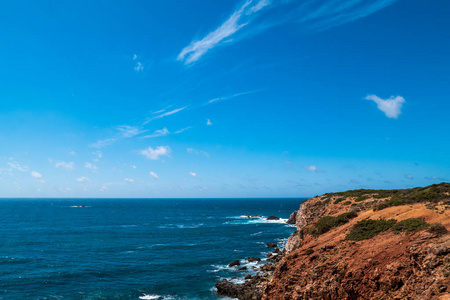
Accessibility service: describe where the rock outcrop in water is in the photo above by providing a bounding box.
[217,183,450,300]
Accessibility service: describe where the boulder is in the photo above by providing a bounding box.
[228,260,241,267]
[267,216,280,220]
[246,257,261,262]
[238,266,248,271]
[266,243,277,248]
[287,211,297,224]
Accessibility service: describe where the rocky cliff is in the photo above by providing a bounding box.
[218,183,450,300]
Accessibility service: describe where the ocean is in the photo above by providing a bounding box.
[0,198,303,300]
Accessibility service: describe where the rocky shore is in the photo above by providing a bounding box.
[216,183,450,299]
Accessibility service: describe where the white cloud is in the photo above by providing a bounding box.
[144,107,187,124]
[149,171,159,179]
[206,90,262,105]
[178,0,397,64]
[55,161,75,170]
[92,150,103,159]
[117,125,147,138]
[177,0,267,64]
[187,148,210,157]
[76,176,90,182]
[305,165,318,172]
[134,62,144,72]
[189,171,197,177]
[125,178,134,183]
[7,161,29,172]
[140,146,171,160]
[89,138,117,149]
[31,171,43,179]
[133,54,137,60]
[131,165,137,169]
[143,127,170,139]
[207,119,213,126]
[365,95,405,119]
[174,127,192,134]
[405,174,413,179]
[85,162,98,171]
[69,151,77,156]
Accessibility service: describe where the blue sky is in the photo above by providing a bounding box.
[1,0,449,198]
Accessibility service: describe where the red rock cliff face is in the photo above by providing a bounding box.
[265,187,450,300]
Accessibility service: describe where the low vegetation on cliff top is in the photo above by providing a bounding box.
[345,218,432,241]
[311,211,357,236]
[323,182,450,211]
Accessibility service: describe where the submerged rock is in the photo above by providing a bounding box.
[267,216,280,220]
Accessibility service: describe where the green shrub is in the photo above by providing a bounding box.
[355,195,370,202]
[334,197,346,204]
[343,200,352,205]
[391,218,430,234]
[346,218,397,241]
[313,211,358,236]
[314,216,336,235]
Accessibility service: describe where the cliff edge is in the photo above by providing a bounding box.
[218,182,450,300]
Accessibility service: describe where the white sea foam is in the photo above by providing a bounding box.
[224,216,288,225]
[139,295,160,300]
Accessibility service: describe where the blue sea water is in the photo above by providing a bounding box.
[0,198,303,300]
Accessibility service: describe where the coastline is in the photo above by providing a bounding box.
[221,183,450,300]
[215,213,299,299]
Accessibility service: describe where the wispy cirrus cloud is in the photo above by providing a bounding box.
[149,171,159,179]
[143,127,170,139]
[143,106,188,125]
[206,90,262,105]
[178,0,398,64]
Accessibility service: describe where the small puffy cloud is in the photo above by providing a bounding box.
[131,165,137,169]
[85,162,98,171]
[133,54,137,60]
[189,171,197,177]
[134,62,144,72]
[365,95,405,119]
[55,161,75,170]
[149,171,159,179]
[306,165,318,172]
[69,151,77,156]
[99,185,108,192]
[405,174,414,179]
[125,178,134,183]
[92,151,103,159]
[76,176,90,182]
[140,146,171,160]
[207,119,213,126]
[31,171,42,179]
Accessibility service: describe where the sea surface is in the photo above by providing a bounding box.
[0,198,304,300]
